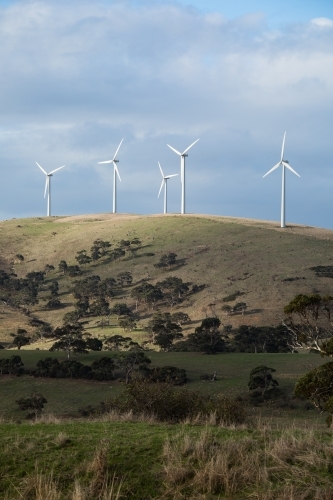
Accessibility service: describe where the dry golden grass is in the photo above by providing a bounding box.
[161,428,333,499]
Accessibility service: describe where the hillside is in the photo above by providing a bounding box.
[1,213,333,345]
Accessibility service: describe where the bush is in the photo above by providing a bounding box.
[146,366,187,385]
[104,381,247,424]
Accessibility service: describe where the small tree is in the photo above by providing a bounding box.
[248,366,279,395]
[116,351,151,384]
[16,392,47,420]
[50,323,88,358]
[10,328,31,349]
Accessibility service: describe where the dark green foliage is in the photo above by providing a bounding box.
[75,250,92,267]
[10,328,31,349]
[284,293,333,354]
[66,265,82,277]
[119,316,137,332]
[248,366,279,395]
[106,381,246,424]
[116,351,151,383]
[186,317,226,354]
[146,366,187,385]
[154,252,177,270]
[111,303,132,318]
[50,323,88,358]
[16,392,47,419]
[25,271,45,284]
[46,297,62,309]
[310,265,333,278]
[104,335,135,351]
[117,271,133,287]
[58,260,68,274]
[49,280,59,296]
[90,357,115,381]
[295,363,333,425]
[146,314,183,350]
[15,254,24,262]
[233,325,291,353]
[171,312,190,325]
[0,355,24,375]
[33,357,61,377]
[73,275,101,299]
[156,276,189,306]
[131,283,163,309]
[86,337,103,351]
[44,264,55,274]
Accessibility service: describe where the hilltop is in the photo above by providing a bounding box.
[1,213,333,345]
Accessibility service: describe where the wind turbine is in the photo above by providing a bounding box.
[167,139,199,214]
[36,162,65,217]
[98,139,124,214]
[157,162,178,214]
[263,132,300,228]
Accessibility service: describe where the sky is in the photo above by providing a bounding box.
[1,0,333,228]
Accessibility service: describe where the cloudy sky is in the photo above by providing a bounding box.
[1,0,333,228]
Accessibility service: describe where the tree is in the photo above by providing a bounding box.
[130,283,163,310]
[46,296,62,309]
[15,254,24,263]
[49,280,59,296]
[90,297,110,316]
[91,357,115,380]
[295,363,333,424]
[154,253,177,270]
[10,328,31,349]
[111,303,132,319]
[16,392,47,420]
[188,317,226,354]
[75,250,92,267]
[233,325,291,353]
[248,366,279,395]
[44,264,55,274]
[171,312,190,326]
[117,272,133,287]
[119,316,137,332]
[0,355,24,375]
[58,260,68,275]
[156,276,189,306]
[86,337,103,351]
[116,351,151,384]
[146,313,183,350]
[284,294,333,354]
[50,323,88,358]
[104,335,134,351]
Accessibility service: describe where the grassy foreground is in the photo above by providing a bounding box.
[1,418,333,499]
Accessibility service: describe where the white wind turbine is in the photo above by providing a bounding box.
[98,139,124,214]
[36,162,65,217]
[263,132,300,228]
[167,139,199,214]
[158,162,178,214]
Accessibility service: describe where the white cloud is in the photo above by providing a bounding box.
[0,1,333,226]
[311,17,333,28]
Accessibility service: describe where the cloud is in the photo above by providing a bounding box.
[0,0,333,227]
[311,17,333,28]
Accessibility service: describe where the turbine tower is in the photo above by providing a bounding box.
[167,139,199,214]
[157,162,178,214]
[36,162,65,217]
[263,132,300,228]
[98,139,124,214]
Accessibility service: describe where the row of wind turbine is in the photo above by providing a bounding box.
[35,132,299,228]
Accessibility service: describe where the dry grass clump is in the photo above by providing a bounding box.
[7,441,123,500]
[161,429,333,499]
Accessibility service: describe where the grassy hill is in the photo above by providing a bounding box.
[1,213,333,344]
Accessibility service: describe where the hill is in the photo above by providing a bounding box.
[1,213,333,345]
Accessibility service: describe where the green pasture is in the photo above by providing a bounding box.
[0,350,326,420]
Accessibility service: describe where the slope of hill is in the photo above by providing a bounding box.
[1,213,333,344]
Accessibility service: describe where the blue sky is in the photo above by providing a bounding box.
[1,0,333,228]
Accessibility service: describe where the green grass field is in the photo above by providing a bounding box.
[0,350,326,421]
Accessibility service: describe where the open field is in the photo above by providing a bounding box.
[1,213,333,343]
[0,350,326,421]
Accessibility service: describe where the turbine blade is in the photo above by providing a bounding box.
[49,165,65,175]
[158,179,165,198]
[113,138,124,160]
[98,160,112,164]
[114,162,121,181]
[283,162,300,177]
[182,138,200,155]
[44,177,48,198]
[281,131,286,161]
[158,161,164,178]
[262,162,281,178]
[167,144,182,156]
[165,174,178,179]
[36,162,47,175]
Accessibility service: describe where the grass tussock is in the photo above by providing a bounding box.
[161,429,333,499]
